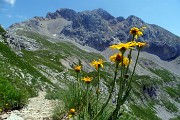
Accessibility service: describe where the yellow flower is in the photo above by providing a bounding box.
[91,59,104,70]
[74,65,81,73]
[69,108,75,115]
[122,57,132,66]
[110,42,134,52]
[82,76,93,84]
[110,53,122,63]
[127,41,137,47]
[129,27,143,39]
[110,53,131,66]
[136,42,146,48]
[6,103,8,106]
[0,108,2,112]
[68,114,72,119]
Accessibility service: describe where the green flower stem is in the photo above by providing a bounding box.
[126,35,135,74]
[129,48,140,85]
[121,52,124,77]
[96,68,100,114]
[86,84,89,112]
[119,52,125,100]
[93,62,119,120]
[124,48,141,102]
[125,49,132,74]
[110,52,125,119]
[77,72,80,109]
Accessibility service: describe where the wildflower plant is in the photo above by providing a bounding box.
[72,64,82,110]
[91,59,104,114]
[82,76,93,114]
[74,65,81,102]
[66,26,147,120]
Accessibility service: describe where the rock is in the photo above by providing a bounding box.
[42,117,50,120]
[92,8,115,20]
[46,8,77,21]
[116,16,125,22]
[7,113,24,120]
[126,15,145,24]
[144,42,179,61]
[24,116,35,120]
[1,113,9,119]
[12,110,21,116]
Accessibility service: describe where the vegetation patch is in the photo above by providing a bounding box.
[149,68,177,82]
[161,99,179,113]
[130,104,161,120]
[164,86,180,99]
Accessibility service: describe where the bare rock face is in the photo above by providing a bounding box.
[60,9,118,51]
[142,24,180,61]
[7,113,24,120]
[46,8,77,21]
[7,8,180,61]
[144,42,179,61]
[92,8,115,21]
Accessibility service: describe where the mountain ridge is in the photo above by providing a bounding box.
[7,8,180,61]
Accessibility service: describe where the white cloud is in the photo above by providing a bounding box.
[4,0,16,6]
[16,15,27,19]
[6,14,27,19]
[6,14,13,18]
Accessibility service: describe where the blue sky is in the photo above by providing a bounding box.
[0,0,180,36]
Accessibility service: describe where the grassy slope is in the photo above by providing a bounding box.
[0,30,104,112]
[0,41,53,111]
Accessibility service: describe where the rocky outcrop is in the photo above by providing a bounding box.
[92,8,115,21]
[3,32,41,52]
[46,8,77,21]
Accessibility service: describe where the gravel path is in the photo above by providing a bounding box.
[1,91,57,120]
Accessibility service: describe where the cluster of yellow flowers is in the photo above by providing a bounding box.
[110,40,146,51]
[110,42,134,52]
[73,59,105,84]
[74,26,146,84]
[71,26,146,119]
[109,27,146,66]
[110,53,131,66]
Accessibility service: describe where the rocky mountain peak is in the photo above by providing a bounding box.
[92,8,115,20]
[46,8,77,21]
[116,16,125,22]
[126,15,145,25]
[127,15,142,21]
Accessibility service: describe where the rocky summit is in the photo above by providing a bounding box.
[8,8,180,61]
